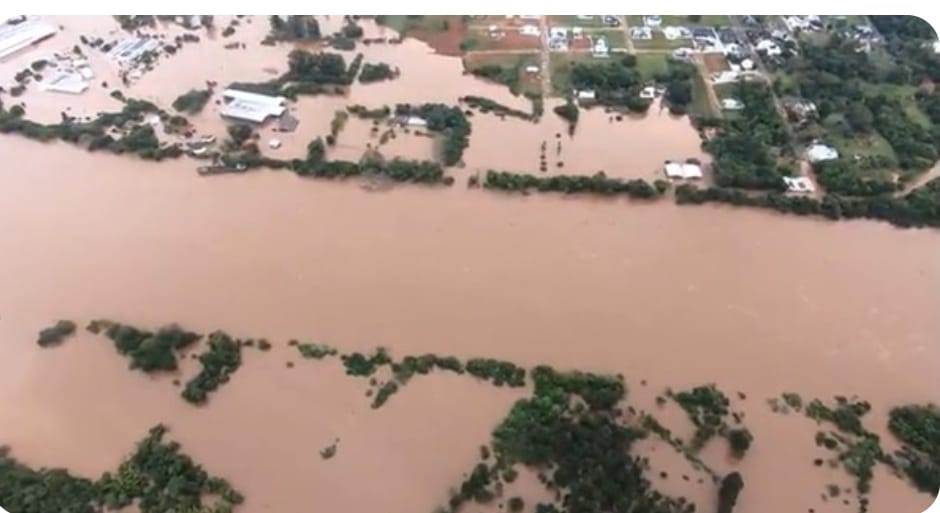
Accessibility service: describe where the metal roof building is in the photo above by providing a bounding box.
[220,88,287,124]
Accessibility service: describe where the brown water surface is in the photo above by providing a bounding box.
[0,15,937,513]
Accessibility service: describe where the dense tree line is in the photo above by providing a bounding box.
[284,50,362,86]
[0,99,184,161]
[483,170,663,199]
[553,100,579,134]
[887,404,940,494]
[268,15,321,41]
[36,320,77,347]
[0,424,242,513]
[461,95,536,121]
[394,103,470,165]
[812,159,898,197]
[359,62,398,83]
[705,82,792,190]
[869,16,940,82]
[347,104,391,119]
[88,319,201,372]
[181,331,244,404]
[171,87,212,114]
[674,180,940,229]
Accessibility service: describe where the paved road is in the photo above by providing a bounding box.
[539,16,551,96]
[620,15,635,53]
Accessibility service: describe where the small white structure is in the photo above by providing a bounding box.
[576,89,596,101]
[756,39,782,56]
[784,176,816,193]
[664,161,703,179]
[525,65,539,74]
[721,98,744,111]
[268,139,282,149]
[39,72,88,94]
[631,26,653,40]
[550,27,568,40]
[643,15,663,27]
[520,25,539,37]
[221,88,287,124]
[572,27,584,38]
[663,26,693,40]
[741,58,755,70]
[672,47,694,60]
[0,16,57,60]
[805,143,839,163]
[404,116,427,127]
[934,40,940,53]
[639,86,656,99]
[592,37,609,57]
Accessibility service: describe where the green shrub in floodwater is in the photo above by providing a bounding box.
[37,320,77,347]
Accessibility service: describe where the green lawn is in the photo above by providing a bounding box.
[661,15,730,27]
[549,15,606,28]
[636,53,669,80]
[375,15,450,35]
[464,52,541,95]
[690,68,719,118]
[591,29,627,48]
[625,15,729,27]
[632,32,689,50]
[712,82,738,100]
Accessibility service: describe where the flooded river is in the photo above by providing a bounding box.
[0,15,937,513]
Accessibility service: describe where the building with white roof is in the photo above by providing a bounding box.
[784,176,815,193]
[221,88,287,124]
[592,37,609,57]
[756,39,782,56]
[0,16,57,60]
[721,98,744,110]
[805,143,839,163]
[664,161,703,179]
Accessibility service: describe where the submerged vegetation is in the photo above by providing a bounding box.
[669,384,752,457]
[887,404,940,494]
[393,103,470,166]
[484,170,662,199]
[171,87,212,114]
[181,331,244,405]
[0,424,242,513]
[36,320,77,347]
[460,95,537,122]
[88,319,201,372]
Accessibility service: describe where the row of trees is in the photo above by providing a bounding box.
[483,170,665,199]
[887,404,940,494]
[0,99,185,162]
[171,87,213,114]
[461,95,536,122]
[359,62,398,83]
[674,180,940,229]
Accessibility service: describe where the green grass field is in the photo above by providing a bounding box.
[625,15,729,27]
[635,53,669,80]
[591,29,627,48]
[690,68,719,118]
[632,32,689,50]
[861,83,932,128]
[550,15,607,28]
[374,15,450,35]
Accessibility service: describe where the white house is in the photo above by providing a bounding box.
[663,26,692,40]
[221,88,287,124]
[520,25,540,37]
[592,37,609,57]
[756,39,782,56]
[805,143,839,162]
[664,161,703,179]
[576,89,596,101]
[783,176,815,193]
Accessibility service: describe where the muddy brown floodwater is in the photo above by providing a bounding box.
[0,14,938,513]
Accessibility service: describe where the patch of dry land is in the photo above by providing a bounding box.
[0,15,938,513]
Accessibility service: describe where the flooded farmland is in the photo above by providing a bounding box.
[0,15,938,513]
